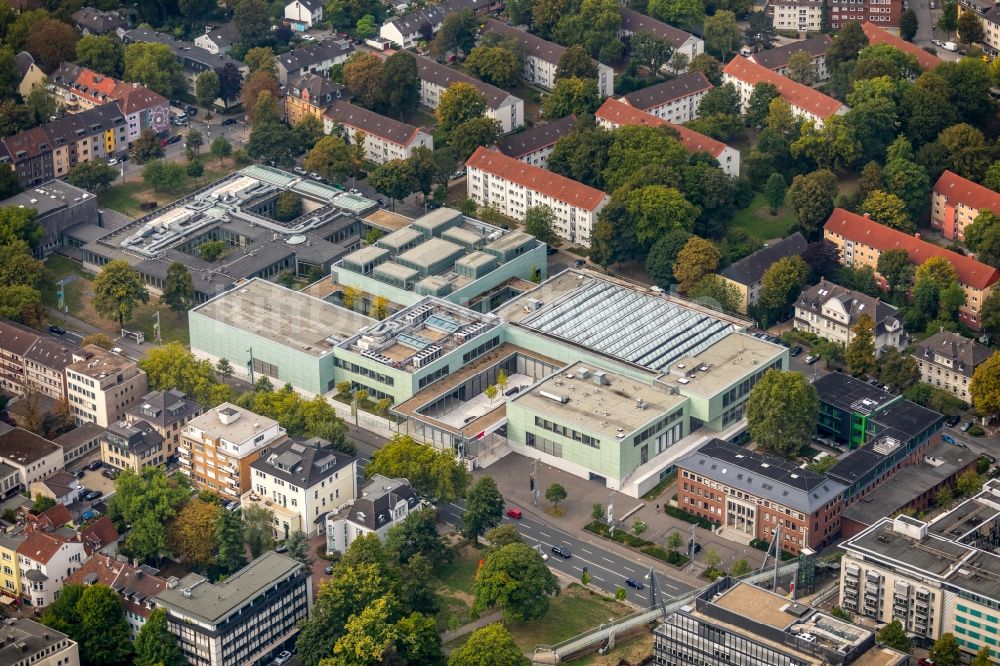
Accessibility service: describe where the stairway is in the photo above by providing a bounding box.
[716,526,755,546]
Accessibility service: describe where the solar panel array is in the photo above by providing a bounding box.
[524,282,735,371]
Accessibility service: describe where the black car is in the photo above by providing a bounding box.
[789,345,802,357]
[551,544,572,558]
[274,544,289,554]
[222,118,238,126]
[48,325,66,335]
[503,386,521,397]
[625,577,645,590]
[167,134,182,145]
[74,470,85,478]
[83,490,102,502]
[945,414,961,427]
[87,460,103,471]
[547,246,558,255]
[185,106,197,117]
[688,540,702,555]
[101,468,118,480]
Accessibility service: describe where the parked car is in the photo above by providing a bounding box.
[81,510,95,521]
[274,544,289,553]
[107,158,118,167]
[961,421,973,432]
[918,658,936,666]
[48,325,65,335]
[506,508,522,519]
[789,345,802,357]
[167,134,182,145]
[274,651,292,665]
[945,415,961,427]
[302,34,315,41]
[101,468,118,480]
[185,106,197,117]
[376,199,386,207]
[688,540,702,555]
[943,41,958,51]
[74,469,85,478]
[293,166,307,175]
[625,577,645,590]
[804,354,819,365]
[349,188,361,195]
[87,460,103,471]
[574,259,585,267]
[503,386,521,397]
[83,490,102,502]
[547,246,558,255]
[309,172,322,181]
[222,117,238,126]
[551,544,572,558]
[324,564,334,575]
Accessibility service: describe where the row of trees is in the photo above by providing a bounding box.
[0,207,46,328]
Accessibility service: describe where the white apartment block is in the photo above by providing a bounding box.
[65,345,148,427]
[618,8,704,64]
[244,439,358,539]
[723,56,848,128]
[17,532,86,607]
[465,146,610,246]
[914,331,992,402]
[412,53,524,134]
[772,0,824,31]
[323,101,433,165]
[620,72,712,124]
[325,475,419,555]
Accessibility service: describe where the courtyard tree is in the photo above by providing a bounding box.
[92,259,149,330]
[745,370,819,458]
[876,619,911,652]
[161,262,194,317]
[448,623,530,666]
[672,236,720,293]
[366,435,471,502]
[545,483,567,509]
[845,314,877,377]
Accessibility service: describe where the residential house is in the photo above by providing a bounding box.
[483,20,614,98]
[0,619,79,666]
[931,169,1000,241]
[618,8,704,63]
[53,423,106,467]
[244,439,357,539]
[723,56,849,127]
[29,471,80,506]
[0,534,24,603]
[465,145,610,245]
[0,428,64,489]
[65,345,148,427]
[65,555,167,638]
[771,0,825,31]
[101,419,167,472]
[25,505,72,536]
[957,0,1000,56]
[914,331,993,402]
[194,24,238,55]
[72,6,128,36]
[323,100,433,165]
[379,0,503,48]
[748,34,832,80]
[411,53,524,133]
[620,72,712,124]
[862,21,941,70]
[179,403,287,502]
[124,390,201,459]
[325,475,419,554]
[718,232,809,313]
[824,207,1000,329]
[830,0,902,29]
[275,40,355,84]
[16,531,86,607]
[285,0,324,30]
[284,73,348,125]
[595,98,741,177]
[794,279,907,355]
[495,115,576,167]
[155,552,312,666]
[15,51,45,98]
[0,318,34,397]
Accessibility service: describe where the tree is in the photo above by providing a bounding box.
[448,623,530,666]
[673,236,720,293]
[76,34,124,78]
[234,0,270,45]
[383,51,421,118]
[249,90,283,127]
[385,507,447,565]
[972,645,993,666]
[75,584,134,666]
[545,483,567,508]
[134,608,185,666]
[215,507,247,575]
[370,159,415,211]
[522,205,557,245]
[473,543,560,622]
[194,239,224,263]
[170,499,222,570]
[211,136,232,166]
[355,13,377,38]
[556,45,597,80]
[876,619,911,652]
[25,18,77,73]
[124,42,185,98]
[876,249,914,296]
[861,190,913,233]
[644,230,692,288]
[32,494,55,514]
[343,52,386,110]
[929,633,962,666]
[366,435,471,502]
[622,185,699,249]
[0,285,44,327]
[543,76,600,119]
[485,524,522,549]
[878,349,919,393]
[80,333,114,350]
[791,116,860,171]
[787,50,817,85]
[958,11,984,44]
[160,262,194,318]
[143,160,188,193]
[92,259,149,330]
[731,559,751,577]
[432,8,478,57]
[758,255,809,316]
[629,33,673,74]
[66,161,118,192]
[467,46,521,87]
[957,469,982,497]
[745,11,777,51]
[195,69,220,110]
[900,8,918,41]
[787,169,838,239]
[971,352,1000,420]
[242,504,276,557]
[916,256,959,291]
[827,21,869,69]
[241,71,282,124]
[688,275,741,313]
[449,116,503,162]
[648,0,705,31]
[247,120,299,166]
[275,191,304,222]
[746,370,819,458]
[463,477,505,543]
[437,82,487,134]
[704,11,740,60]
[305,135,357,183]
[688,53,723,85]
[845,314,877,376]
[982,290,1000,337]
[763,173,786,214]
[667,531,685,555]
[0,208,41,249]
[40,583,83,636]
[244,46,277,74]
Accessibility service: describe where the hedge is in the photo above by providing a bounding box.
[585,521,690,567]
[664,504,720,530]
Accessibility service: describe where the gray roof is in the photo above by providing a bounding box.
[126,390,200,428]
[278,40,355,73]
[796,279,902,334]
[251,439,355,490]
[619,8,698,48]
[326,100,422,145]
[0,317,40,356]
[720,232,808,286]
[105,419,164,456]
[621,72,713,111]
[0,179,92,217]
[915,331,992,379]
[72,6,127,34]
[347,475,418,530]
[414,54,515,110]
[750,34,832,71]
[0,619,73,665]
[677,439,846,514]
[199,23,238,48]
[53,422,107,454]
[13,51,34,77]
[497,115,576,158]
[484,19,573,65]
[122,28,247,73]
[287,73,349,107]
[22,336,75,373]
[385,0,496,36]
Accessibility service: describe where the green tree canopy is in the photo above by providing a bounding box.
[134,608,185,666]
[448,623,530,666]
[366,435,471,502]
[746,370,819,458]
[463,477,505,543]
[472,542,560,622]
[92,259,149,330]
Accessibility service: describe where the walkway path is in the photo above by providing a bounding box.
[440,610,504,645]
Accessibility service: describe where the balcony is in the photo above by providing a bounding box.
[176,446,190,456]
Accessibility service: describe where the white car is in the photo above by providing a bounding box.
[302,34,315,41]
[943,41,959,51]
[107,158,118,166]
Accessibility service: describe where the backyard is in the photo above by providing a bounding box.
[729,192,798,243]
[97,158,240,217]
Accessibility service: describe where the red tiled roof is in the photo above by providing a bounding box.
[933,170,1000,215]
[862,22,941,71]
[65,554,167,621]
[465,146,608,211]
[111,82,168,115]
[595,98,729,159]
[80,516,119,554]
[16,531,66,564]
[26,504,71,534]
[723,56,846,119]
[824,208,1000,291]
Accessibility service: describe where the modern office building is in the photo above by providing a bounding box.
[794,279,907,356]
[482,20,614,97]
[244,439,357,538]
[410,53,524,133]
[656,577,907,666]
[323,100,434,165]
[749,34,832,80]
[719,233,808,313]
[914,331,993,402]
[65,346,148,427]
[155,551,312,666]
[179,403,287,502]
[495,115,577,168]
[325,475,419,554]
[932,170,1000,241]
[52,422,106,466]
[824,207,1000,329]
[620,72,712,124]
[723,56,849,127]
[618,8,704,63]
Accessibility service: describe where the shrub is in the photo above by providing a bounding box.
[969,424,986,437]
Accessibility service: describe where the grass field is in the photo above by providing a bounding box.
[573,630,655,665]
[97,161,237,216]
[730,192,798,242]
[435,545,484,630]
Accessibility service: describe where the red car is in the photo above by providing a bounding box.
[506,508,522,519]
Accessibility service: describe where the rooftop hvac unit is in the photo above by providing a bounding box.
[576,368,590,379]
[592,371,607,386]
[361,350,395,365]
[527,298,543,311]
[411,344,442,368]
[539,390,568,404]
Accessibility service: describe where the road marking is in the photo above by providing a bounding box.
[538,531,551,538]
[603,557,614,563]
[581,548,593,555]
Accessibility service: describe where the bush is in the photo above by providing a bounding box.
[969,424,986,437]
[585,521,690,567]
[663,505,720,530]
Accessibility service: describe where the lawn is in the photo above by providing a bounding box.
[97,161,239,216]
[730,192,798,242]
[434,545,483,631]
[573,630,654,665]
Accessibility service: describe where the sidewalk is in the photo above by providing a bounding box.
[45,305,158,359]
[440,610,503,644]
